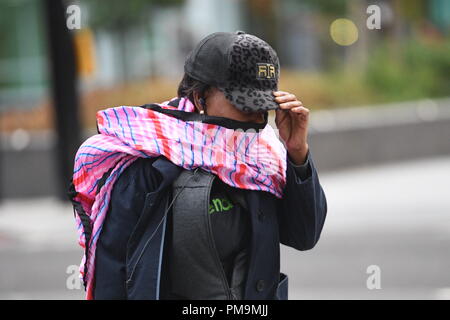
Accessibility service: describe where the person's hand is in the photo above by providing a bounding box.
[273,91,309,165]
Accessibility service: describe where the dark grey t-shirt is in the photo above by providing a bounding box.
[209,179,250,284]
[208,154,311,285]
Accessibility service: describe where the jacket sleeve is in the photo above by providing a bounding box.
[277,150,328,251]
[93,158,162,299]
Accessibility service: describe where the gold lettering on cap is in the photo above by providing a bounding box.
[257,63,276,80]
[269,65,275,78]
[258,65,268,78]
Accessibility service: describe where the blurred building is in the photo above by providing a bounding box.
[0,0,239,111]
[0,0,48,111]
[2,0,450,113]
[88,0,244,83]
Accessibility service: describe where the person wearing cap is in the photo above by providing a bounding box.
[87,31,327,300]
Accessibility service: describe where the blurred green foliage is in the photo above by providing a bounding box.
[280,38,450,109]
[365,40,450,102]
[301,0,347,16]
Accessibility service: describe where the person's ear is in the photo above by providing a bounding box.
[193,91,206,114]
[193,92,200,112]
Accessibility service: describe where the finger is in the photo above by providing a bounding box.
[291,106,310,115]
[273,91,296,101]
[273,91,291,97]
[274,91,297,101]
[278,100,303,110]
[275,95,299,104]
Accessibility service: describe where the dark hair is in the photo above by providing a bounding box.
[177,73,211,106]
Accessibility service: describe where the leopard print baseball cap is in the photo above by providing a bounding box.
[184,31,280,113]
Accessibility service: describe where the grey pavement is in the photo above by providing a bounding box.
[0,156,449,299]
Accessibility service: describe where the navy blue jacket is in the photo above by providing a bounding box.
[93,151,327,300]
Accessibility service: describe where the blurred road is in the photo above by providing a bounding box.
[0,156,449,300]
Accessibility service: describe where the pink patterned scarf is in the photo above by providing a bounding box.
[69,97,287,299]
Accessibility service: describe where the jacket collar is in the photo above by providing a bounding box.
[151,156,183,190]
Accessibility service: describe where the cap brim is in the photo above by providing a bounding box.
[218,87,279,113]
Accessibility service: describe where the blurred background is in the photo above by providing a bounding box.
[0,0,449,299]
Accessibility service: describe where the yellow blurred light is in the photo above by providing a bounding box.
[330,18,359,46]
[74,28,96,77]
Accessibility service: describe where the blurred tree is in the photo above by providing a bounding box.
[301,0,347,16]
[397,0,427,24]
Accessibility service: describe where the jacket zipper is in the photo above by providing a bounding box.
[204,173,235,300]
